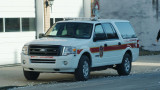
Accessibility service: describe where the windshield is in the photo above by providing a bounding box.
[45,22,93,39]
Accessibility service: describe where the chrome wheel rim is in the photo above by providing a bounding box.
[83,61,89,78]
[124,58,130,72]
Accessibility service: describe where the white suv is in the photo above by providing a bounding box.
[21,19,139,81]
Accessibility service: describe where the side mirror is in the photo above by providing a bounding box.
[39,33,45,38]
[93,33,106,42]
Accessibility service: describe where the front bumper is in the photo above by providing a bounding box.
[21,53,78,73]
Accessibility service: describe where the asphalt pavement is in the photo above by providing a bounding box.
[0,55,160,90]
[12,72,160,90]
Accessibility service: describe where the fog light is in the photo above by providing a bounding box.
[22,60,26,64]
[63,61,68,65]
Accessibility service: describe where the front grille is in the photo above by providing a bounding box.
[31,59,56,63]
[29,45,62,56]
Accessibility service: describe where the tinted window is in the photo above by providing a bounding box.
[0,18,3,32]
[95,24,104,34]
[115,22,136,39]
[5,18,20,32]
[102,23,118,39]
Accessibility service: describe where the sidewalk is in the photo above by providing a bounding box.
[0,55,160,89]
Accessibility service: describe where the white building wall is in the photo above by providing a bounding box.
[51,0,85,18]
[0,0,36,65]
[0,0,35,18]
[84,0,91,18]
[0,0,91,65]
[0,32,35,65]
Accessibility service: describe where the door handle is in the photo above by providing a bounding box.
[104,44,108,47]
[118,42,121,45]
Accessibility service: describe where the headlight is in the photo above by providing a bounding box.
[22,45,28,55]
[62,46,76,56]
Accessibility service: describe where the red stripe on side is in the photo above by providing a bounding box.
[137,40,139,48]
[127,43,137,48]
[131,43,136,48]
[90,47,99,53]
[77,49,83,54]
[103,44,126,52]
[90,43,138,53]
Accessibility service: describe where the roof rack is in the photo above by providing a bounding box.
[64,17,98,21]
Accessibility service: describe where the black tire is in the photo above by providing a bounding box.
[23,69,40,80]
[74,55,90,81]
[117,53,132,76]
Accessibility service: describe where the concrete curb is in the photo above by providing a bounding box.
[0,86,21,90]
[0,63,21,68]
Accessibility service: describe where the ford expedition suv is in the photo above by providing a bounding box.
[21,19,139,81]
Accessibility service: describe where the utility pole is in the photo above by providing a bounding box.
[35,0,53,39]
[35,0,45,39]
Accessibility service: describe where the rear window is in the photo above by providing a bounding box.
[115,22,137,39]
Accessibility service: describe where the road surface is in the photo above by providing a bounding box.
[12,72,160,90]
[0,55,159,90]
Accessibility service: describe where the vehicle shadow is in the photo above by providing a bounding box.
[36,69,119,83]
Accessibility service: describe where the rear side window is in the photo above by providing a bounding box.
[115,22,137,39]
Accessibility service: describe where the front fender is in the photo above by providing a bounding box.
[73,46,92,69]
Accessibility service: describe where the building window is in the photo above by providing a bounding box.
[5,18,20,32]
[55,18,63,22]
[0,18,3,32]
[22,18,35,31]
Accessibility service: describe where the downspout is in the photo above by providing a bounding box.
[35,0,37,39]
[157,0,159,19]
[83,0,85,17]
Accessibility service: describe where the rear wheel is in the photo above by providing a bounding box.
[117,53,132,75]
[23,69,40,80]
[74,55,90,81]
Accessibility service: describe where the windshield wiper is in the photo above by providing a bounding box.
[58,35,75,38]
[45,35,56,37]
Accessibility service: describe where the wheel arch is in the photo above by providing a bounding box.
[81,52,92,67]
[125,50,133,61]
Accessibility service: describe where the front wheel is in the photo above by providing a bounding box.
[74,55,90,81]
[23,69,40,80]
[117,53,132,76]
